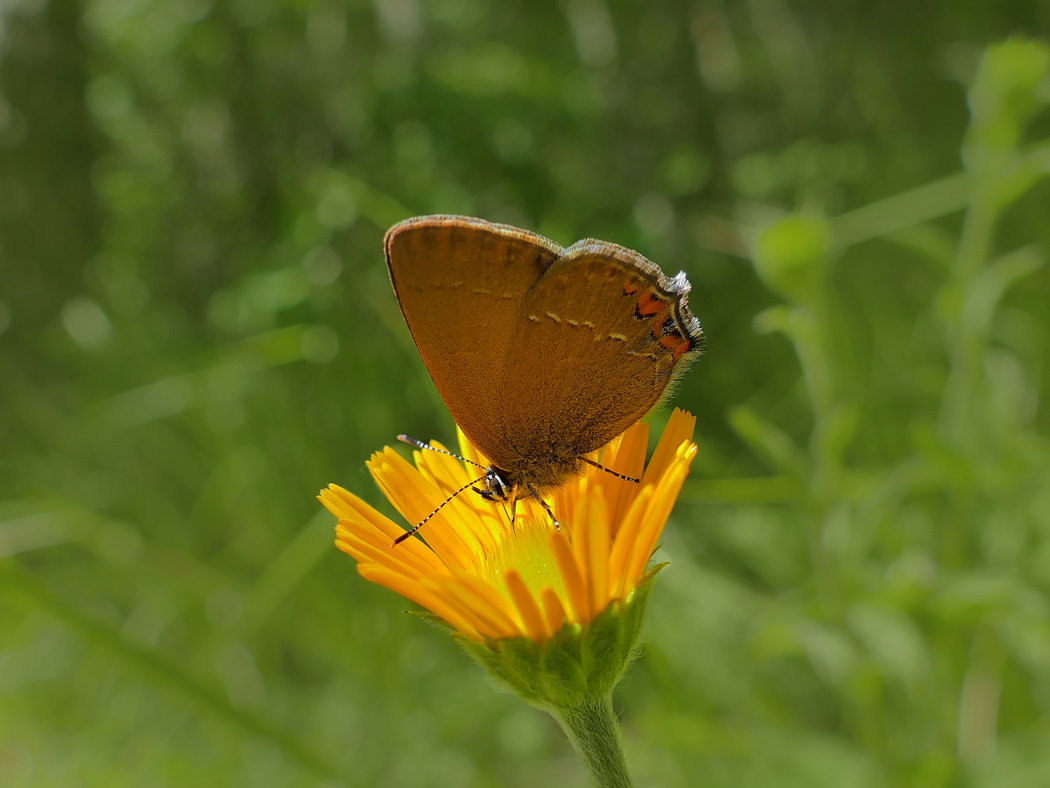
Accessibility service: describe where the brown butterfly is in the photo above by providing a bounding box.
[384,215,704,542]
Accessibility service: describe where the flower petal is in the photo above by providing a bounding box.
[540,586,569,634]
[370,448,475,571]
[357,565,481,641]
[337,521,446,578]
[551,530,589,623]
[572,492,612,616]
[600,420,649,534]
[608,486,655,599]
[640,408,696,489]
[321,485,447,572]
[446,573,523,640]
[624,444,695,592]
[504,569,550,641]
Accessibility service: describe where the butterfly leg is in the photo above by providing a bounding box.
[526,484,561,530]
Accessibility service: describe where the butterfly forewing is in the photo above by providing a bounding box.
[384,216,562,459]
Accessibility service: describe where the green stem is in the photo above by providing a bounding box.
[939,194,998,447]
[550,695,635,788]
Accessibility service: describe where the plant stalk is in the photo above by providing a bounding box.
[550,695,635,788]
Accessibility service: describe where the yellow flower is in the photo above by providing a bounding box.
[319,408,697,644]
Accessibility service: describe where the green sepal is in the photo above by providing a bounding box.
[407,610,454,630]
[537,623,588,701]
[581,597,626,694]
[621,563,665,658]
[454,571,663,711]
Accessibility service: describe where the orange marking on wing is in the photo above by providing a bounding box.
[636,292,664,316]
[623,282,641,295]
[659,335,683,351]
[672,339,692,361]
[651,314,670,339]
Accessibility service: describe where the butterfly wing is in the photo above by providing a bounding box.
[498,240,704,465]
[384,216,563,461]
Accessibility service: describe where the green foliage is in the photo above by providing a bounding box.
[1,2,1049,787]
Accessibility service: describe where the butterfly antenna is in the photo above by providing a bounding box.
[392,473,489,546]
[580,456,640,483]
[397,434,488,471]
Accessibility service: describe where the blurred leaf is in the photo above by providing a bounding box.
[728,405,810,482]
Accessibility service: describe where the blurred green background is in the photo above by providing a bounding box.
[2,0,1050,785]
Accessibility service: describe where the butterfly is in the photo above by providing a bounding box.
[384,215,704,542]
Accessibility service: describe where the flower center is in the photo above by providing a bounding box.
[473,504,568,606]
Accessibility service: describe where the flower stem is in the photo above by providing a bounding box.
[550,695,635,788]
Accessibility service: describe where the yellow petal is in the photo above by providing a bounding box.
[608,486,655,599]
[457,426,491,469]
[601,420,649,534]
[580,494,612,613]
[372,448,475,571]
[504,569,550,641]
[540,586,569,633]
[551,530,589,623]
[337,522,445,578]
[445,573,523,640]
[624,445,695,591]
[320,488,446,573]
[640,408,696,489]
[357,565,482,641]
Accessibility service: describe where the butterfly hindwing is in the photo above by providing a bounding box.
[496,241,703,466]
